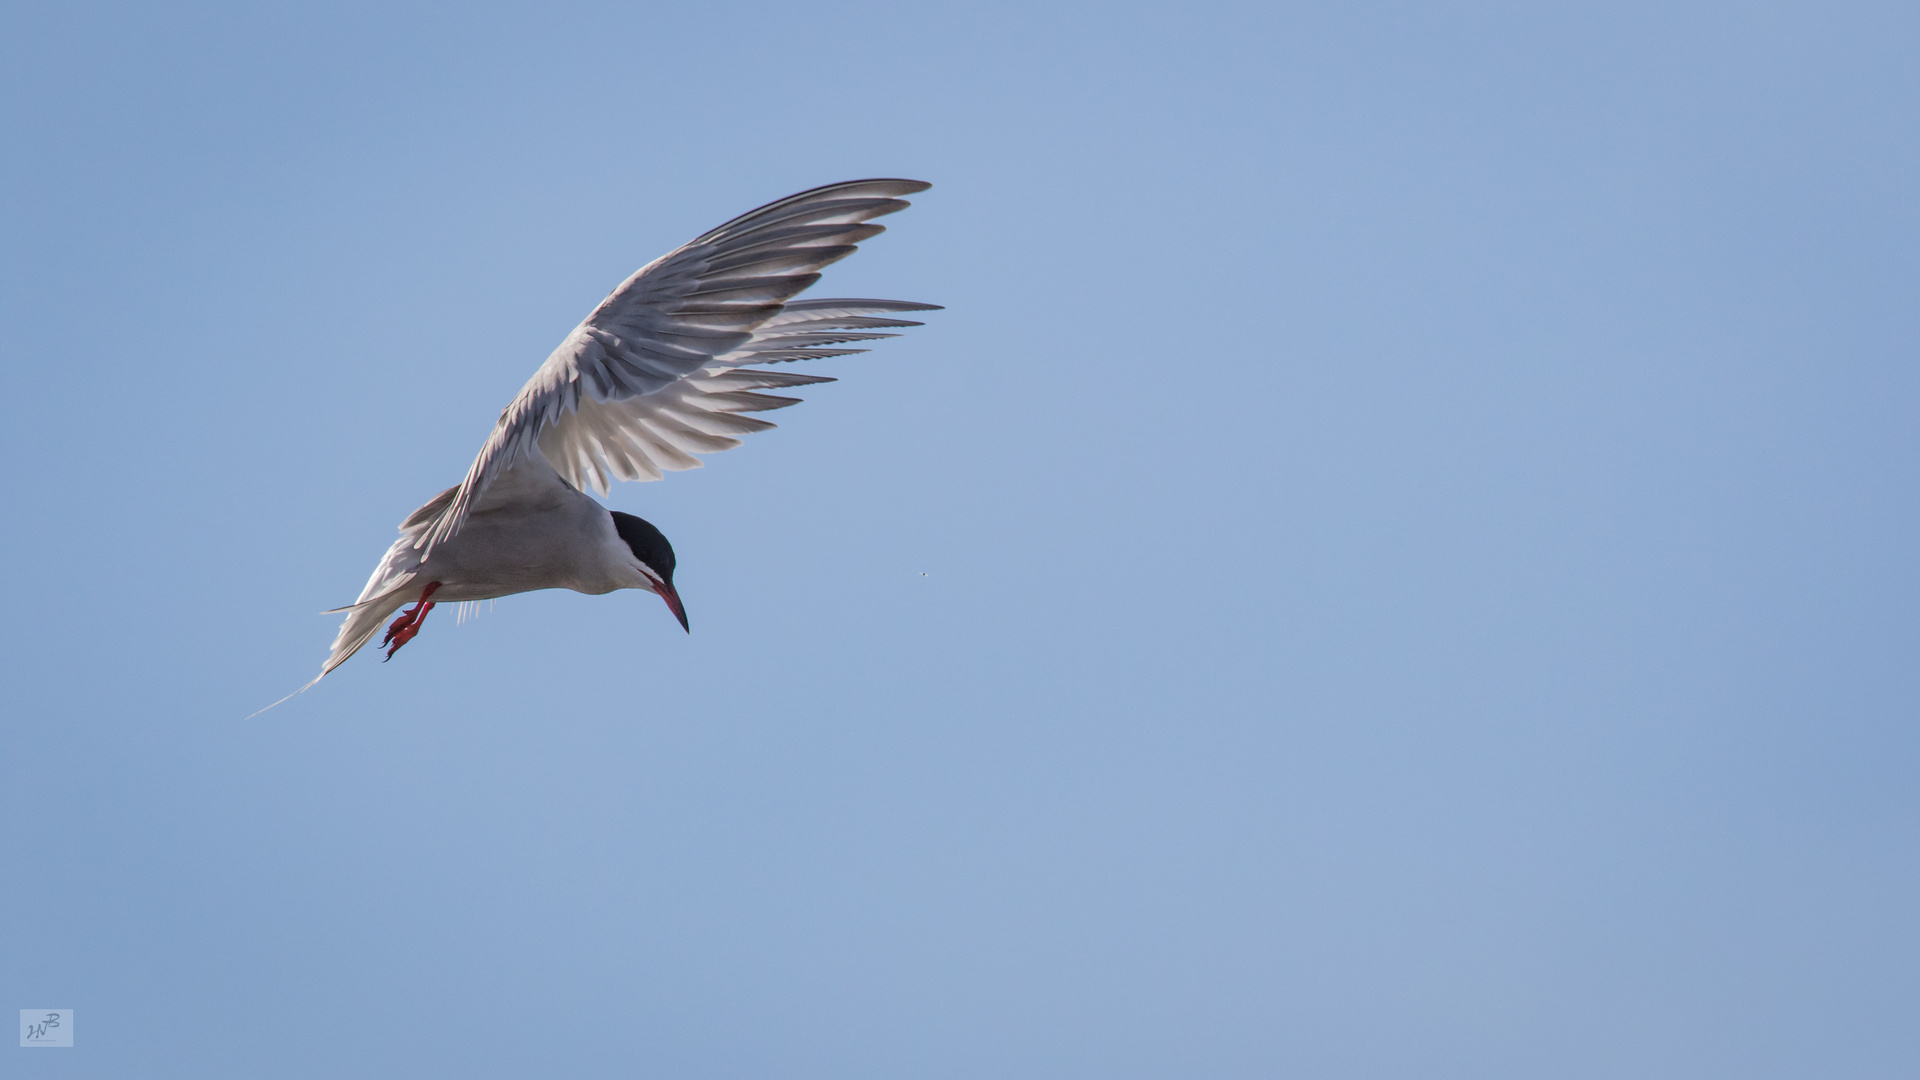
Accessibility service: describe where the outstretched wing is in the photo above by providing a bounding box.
[536,297,940,493]
[418,178,935,555]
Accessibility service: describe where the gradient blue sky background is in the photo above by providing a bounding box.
[4,1,1918,1076]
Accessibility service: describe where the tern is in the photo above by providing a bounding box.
[307,179,936,689]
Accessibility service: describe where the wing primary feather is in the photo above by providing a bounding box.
[705,245,860,276]
[698,368,837,390]
[700,389,806,412]
[685,180,931,246]
[681,273,822,303]
[781,298,944,313]
[740,347,873,364]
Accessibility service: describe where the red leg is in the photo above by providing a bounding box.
[382,581,442,660]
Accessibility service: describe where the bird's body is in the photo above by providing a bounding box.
[294,179,936,693]
[399,462,646,606]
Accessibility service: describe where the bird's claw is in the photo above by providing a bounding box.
[382,582,441,660]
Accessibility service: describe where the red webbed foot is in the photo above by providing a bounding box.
[382,582,442,660]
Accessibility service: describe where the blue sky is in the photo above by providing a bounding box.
[4,1,1918,1076]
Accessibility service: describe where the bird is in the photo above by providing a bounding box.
[306,179,937,690]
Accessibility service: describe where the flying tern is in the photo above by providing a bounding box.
[306,179,936,689]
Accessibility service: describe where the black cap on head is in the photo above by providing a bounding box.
[610,511,676,583]
[610,511,688,632]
